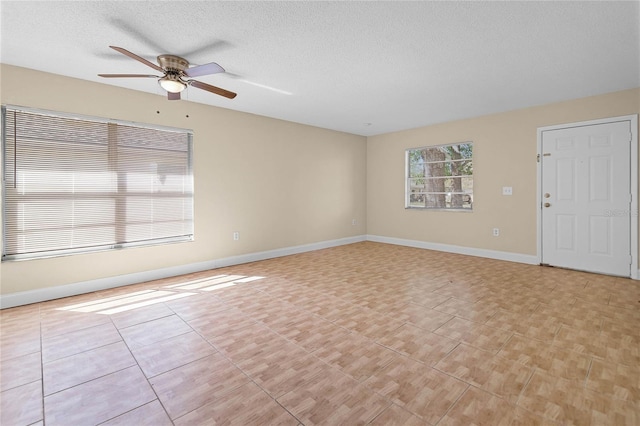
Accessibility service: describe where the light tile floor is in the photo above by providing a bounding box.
[1,241,639,425]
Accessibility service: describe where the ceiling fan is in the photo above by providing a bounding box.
[98,46,237,100]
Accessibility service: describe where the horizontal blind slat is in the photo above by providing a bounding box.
[2,106,194,260]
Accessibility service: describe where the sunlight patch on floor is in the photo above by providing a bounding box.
[57,290,196,315]
[166,274,266,292]
[56,274,266,315]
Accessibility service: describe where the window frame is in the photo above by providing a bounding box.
[405,141,473,211]
[1,104,195,261]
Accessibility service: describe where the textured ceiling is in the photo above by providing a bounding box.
[1,1,638,136]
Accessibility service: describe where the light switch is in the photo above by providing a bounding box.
[502,186,513,196]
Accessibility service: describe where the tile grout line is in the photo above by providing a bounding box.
[176,305,306,424]
[433,383,472,425]
[514,365,537,407]
[105,305,175,425]
[182,292,403,424]
[583,357,594,390]
[38,302,45,426]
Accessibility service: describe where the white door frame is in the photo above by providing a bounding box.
[536,114,639,279]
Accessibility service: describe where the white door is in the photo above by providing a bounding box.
[541,120,632,276]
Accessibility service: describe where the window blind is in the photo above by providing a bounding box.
[2,106,194,261]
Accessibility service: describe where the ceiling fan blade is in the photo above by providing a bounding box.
[98,74,159,78]
[184,62,225,78]
[189,80,237,99]
[109,46,164,73]
[167,92,180,101]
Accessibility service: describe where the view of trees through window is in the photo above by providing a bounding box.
[406,142,473,210]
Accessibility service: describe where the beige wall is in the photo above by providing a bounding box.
[367,87,640,256]
[1,63,638,298]
[0,65,367,295]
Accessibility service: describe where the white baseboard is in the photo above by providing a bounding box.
[366,235,539,265]
[366,235,640,281]
[0,259,217,310]
[0,235,366,309]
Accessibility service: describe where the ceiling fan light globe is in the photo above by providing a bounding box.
[159,78,186,93]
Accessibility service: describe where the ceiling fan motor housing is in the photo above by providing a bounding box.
[157,54,190,93]
[157,55,189,73]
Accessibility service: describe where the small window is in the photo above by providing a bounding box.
[2,105,194,261]
[406,142,473,210]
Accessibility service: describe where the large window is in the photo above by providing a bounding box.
[406,142,473,210]
[2,106,193,261]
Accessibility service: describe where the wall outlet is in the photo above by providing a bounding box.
[492,228,500,237]
[502,186,513,196]
[233,232,239,241]
[352,219,357,226]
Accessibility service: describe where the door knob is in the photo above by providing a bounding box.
[544,202,551,208]
[544,193,551,198]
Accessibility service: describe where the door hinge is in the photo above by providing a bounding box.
[537,154,540,163]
